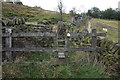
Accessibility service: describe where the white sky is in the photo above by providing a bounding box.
[21,0,120,13]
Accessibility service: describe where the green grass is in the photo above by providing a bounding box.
[94,18,119,28]
[2,2,71,22]
[91,18,119,42]
[3,52,108,78]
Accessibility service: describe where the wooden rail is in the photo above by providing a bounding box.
[70,33,106,37]
[2,33,57,37]
[2,48,104,52]
[2,28,106,61]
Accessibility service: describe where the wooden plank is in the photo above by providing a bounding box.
[70,33,106,37]
[70,33,91,37]
[2,33,57,37]
[0,3,2,79]
[3,48,58,52]
[65,36,69,57]
[25,24,50,27]
[92,29,97,48]
[0,20,2,65]
[91,29,98,65]
[2,48,104,52]
[2,32,106,38]
[5,28,12,61]
[69,48,96,51]
[2,33,106,37]
[54,37,58,58]
[88,22,91,33]
[97,33,106,36]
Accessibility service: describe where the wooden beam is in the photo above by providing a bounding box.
[3,48,58,52]
[2,48,104,52]
[0,20,2,65]
[5,28,12,61]
[69,48,104,51]
[91,29,98,64]
[70,33,106,37]
[2,32,106,38]
[97,33,106,36]
[65,36,69,57]
[92,29,97,48]
[2,33,57,37]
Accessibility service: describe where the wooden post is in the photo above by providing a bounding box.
[92,29,97,48]
[65,35,69,58]
[0,2,2,79]
[5,28,12,61]
[54,35,58,58]
[92,29,98,65]
[88,21,91,33]
[0,22,2,65]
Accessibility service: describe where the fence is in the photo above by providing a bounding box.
[2,27,106,61]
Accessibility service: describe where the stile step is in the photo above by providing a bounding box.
[58,39,65,42]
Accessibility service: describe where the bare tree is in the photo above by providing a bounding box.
[69,7,76,22]
[72,7,76,15]
[58,0,64,21]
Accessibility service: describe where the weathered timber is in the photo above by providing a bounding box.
[2,48,105,52]
[2,33,57,37]
[69,48,105,51]
[91,29,98,64]
[92,29,97,48]
[70,33,106,37]
[0,21,2,65]
[5,28,12,61]
[65,36,69,57]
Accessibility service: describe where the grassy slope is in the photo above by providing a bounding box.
[91,18,119,42]
[94,18,119,28]
[2,2,71,22]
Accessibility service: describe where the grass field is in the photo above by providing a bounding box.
[95,19,119,28]
[90,18,119,42]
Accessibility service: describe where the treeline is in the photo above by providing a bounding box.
[87,7,120,20]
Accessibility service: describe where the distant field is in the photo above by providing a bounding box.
[91,18,119,42]
[94,19,119,28]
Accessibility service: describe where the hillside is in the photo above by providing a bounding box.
[91,18,119,42]
[2,2,71,22]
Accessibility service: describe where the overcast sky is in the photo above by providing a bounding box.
[21,0,120,13]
